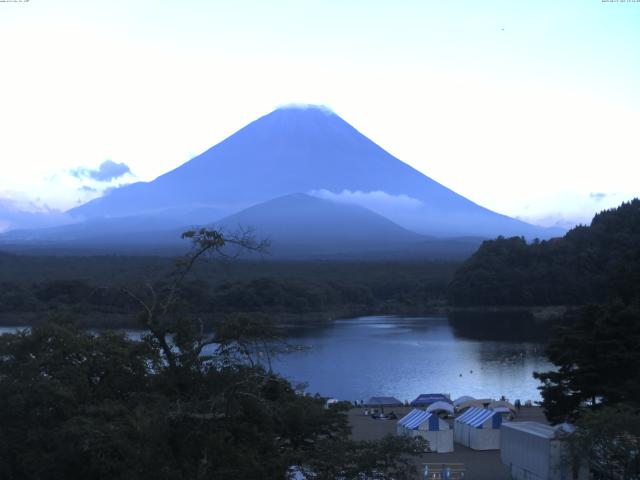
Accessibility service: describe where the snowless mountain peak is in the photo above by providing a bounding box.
[68,106,563,239]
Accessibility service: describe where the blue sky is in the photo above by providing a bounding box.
[0,0,638,228]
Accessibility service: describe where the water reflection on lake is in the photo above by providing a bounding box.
[272,316,552,403]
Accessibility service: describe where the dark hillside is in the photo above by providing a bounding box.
[448,199,640,306]
[0,254,458,327]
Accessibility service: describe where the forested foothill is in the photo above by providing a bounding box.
[448,199,640,307]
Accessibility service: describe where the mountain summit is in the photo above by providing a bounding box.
[69,105,559,238]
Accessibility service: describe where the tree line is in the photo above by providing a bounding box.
[448,199,640,307]
[0,264,456,327]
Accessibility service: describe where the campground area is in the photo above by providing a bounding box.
[348,405,548,480]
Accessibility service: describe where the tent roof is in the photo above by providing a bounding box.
[398,409,444,431]
[492,406,512,414]
[453,395,475,406]
[365,396,403,406]
[456,399,485,411]
[411,393,451,406]
[427,401,455,413]
[455,407,500,427]
[399,409,432,429]
[502,421,558,439]
[488,400,516,413]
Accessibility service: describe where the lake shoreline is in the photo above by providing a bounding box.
[0,304,448,330]
[3,315,553,402]
[0,303,575,329]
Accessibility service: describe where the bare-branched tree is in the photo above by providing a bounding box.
[121,227,269,371]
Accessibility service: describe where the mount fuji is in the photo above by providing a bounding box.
[1,106,562,257]
[68,105,559,239]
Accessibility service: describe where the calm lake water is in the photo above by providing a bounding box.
[271,316,552,403]
[0,315,553,403]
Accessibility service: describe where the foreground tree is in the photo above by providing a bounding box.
[563,405,640,479]
[534,302,640,423]
[298,435,428,480]
[0,229,426,479]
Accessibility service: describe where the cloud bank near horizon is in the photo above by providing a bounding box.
[0,196,73,233]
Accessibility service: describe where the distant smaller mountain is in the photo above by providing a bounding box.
[0,201,73,233]
[209,193,483,259]
[212,193,424,257]
[0,215,188,255]
[0,193,483,259]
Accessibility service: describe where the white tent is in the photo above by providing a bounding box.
[453,395,475,407]
[324,398,339,409]
[426,401,455,415]
[397,409,454,453]
[492,406,511,414]
[501,422,588,480]
[454,407,502,450]
[455,399,485,413]
[488,400,516,414]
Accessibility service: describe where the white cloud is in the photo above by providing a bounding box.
[70,160,132,182]
[515,191,637,229]
[309,189,423,211]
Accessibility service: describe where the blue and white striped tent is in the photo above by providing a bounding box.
[398,409,441,430]
[396,409,453,453]
[456,407,503,428]
[454,407,502,450]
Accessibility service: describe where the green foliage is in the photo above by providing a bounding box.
[0,259,457,327]
[0,230,427,479]
[297,435,428,480]
[0,322,424,479]
[0,322,157,479]
[448,199,640,306]
[563,405,640,479]
[534,303,640,423]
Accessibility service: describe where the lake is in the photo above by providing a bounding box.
[271,316,552,403]
[0,315,553,403]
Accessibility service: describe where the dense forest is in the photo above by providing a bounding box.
[0,254,458,328]
[448,199,640,307]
